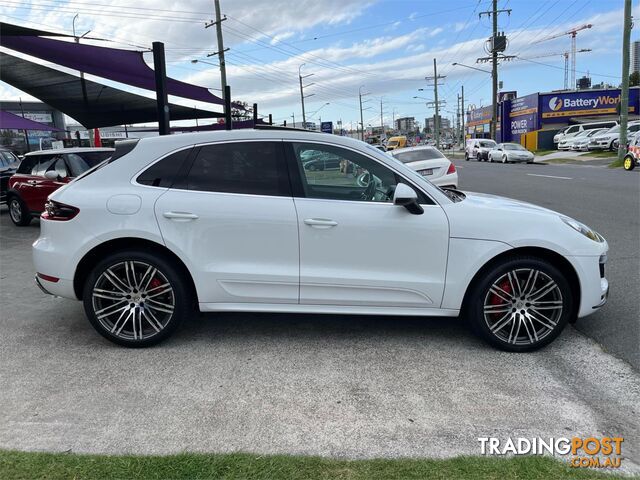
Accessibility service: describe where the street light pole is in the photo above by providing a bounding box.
[358,85,370,141]
[618,0,632,162]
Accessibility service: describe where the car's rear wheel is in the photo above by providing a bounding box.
[83,250,190,347]
[465,256,573,352]
[8,196,31,226]
[623,155,636,171]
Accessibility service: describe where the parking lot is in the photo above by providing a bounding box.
[0,159,639,473]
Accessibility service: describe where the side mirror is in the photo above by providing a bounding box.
[393,183,423,215]
[44,170,60,180]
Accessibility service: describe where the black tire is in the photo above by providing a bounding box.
[465,153,469,161]
[8,195,31,226]
[83,249,191,347]
[623,155,636,171]
[502,155,508,164]
[464,256,573,352]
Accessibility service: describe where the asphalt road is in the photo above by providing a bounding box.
[0,198,639,472]
[452,158,640,369]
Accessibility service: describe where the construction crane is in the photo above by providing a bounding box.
[534,24,593,89]
[519,49,592,89]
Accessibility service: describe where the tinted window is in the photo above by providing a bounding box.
[16,156,40,175]
[182,142,288,196]
[504,144,525,150]
[393,148,445,163]
[137,148,192,188]
[479,141,496,148]
[64,151,113,176]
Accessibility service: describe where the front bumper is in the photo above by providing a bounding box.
[569,251,609,318]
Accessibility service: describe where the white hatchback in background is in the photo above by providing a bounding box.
[388,145,458,188]
[33,128,609,352]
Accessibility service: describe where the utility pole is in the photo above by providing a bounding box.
[618,0,632,162]
[359,85,371,141]
[461,85,465,146]
[479,0,512,140]
[425,58,446,149]
[299,63,315,129]
[380,97,384,136]
[206,0,229,101]
[291,113,295,126]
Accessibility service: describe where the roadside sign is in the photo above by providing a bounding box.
[321,121,333,133]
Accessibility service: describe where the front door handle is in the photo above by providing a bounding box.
[163,211,199,221]
[304,218,338,228]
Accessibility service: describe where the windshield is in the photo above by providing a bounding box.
[605,125,620,134]
[479,141,496,148]
[393,148,445,163]
[503,144,525,150]
[65,151,114,176]
[387,140,399,147]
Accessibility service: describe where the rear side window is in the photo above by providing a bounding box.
[33,155,61,176]
[16,156,40,175]
[137,148,193,188]
[179,142,289,196]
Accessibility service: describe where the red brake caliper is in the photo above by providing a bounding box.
[490,279,512,319]
[149,278,162,290]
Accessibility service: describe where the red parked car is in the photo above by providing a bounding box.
[7,147,114,226]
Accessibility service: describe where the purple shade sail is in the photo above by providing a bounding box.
[1,35,225,106]
[0,110,63,131]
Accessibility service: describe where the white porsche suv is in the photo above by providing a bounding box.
[33,128,609,351]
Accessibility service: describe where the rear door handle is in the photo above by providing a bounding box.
[163,211,199,221]
[304,218,338,228]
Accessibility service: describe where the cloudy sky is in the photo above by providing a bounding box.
[0,0,635,128]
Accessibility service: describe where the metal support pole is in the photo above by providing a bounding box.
[224,85,232,130]
[253,103,258,123]
[152,42,170,136]
[268,113,272,125]
[618,0,632,161]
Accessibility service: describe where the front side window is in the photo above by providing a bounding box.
[45,157,69,178]
[181,142,289,196]
[292,142,399,203]
[32,155,60,176]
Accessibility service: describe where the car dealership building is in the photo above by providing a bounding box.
[466,87,640,150]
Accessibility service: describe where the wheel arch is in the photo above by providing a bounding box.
[73,237,198,303]
[460,246,581,322]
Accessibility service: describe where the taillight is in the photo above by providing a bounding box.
[42,200,79,221]
[446,162,456,174]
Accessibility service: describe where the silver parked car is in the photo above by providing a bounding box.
[488,143,534,163]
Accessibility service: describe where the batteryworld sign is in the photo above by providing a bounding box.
[540,89,637,119]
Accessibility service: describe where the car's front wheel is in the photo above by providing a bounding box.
[465,256,573,352]
[8,196,31,226]
[83,250,191,347]
[502,155,508,164]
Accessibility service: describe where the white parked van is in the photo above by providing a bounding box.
[553,120,618,146]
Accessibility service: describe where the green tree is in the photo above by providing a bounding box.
[630,71,640,87]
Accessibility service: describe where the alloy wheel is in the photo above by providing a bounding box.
[483,268,563,346]
[91,261,175,341]
[9,199,21,223]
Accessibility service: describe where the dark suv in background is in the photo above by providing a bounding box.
[0,147,20,205]
[6,147,113,226]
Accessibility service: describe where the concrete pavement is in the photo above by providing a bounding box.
[0,206,639,472]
